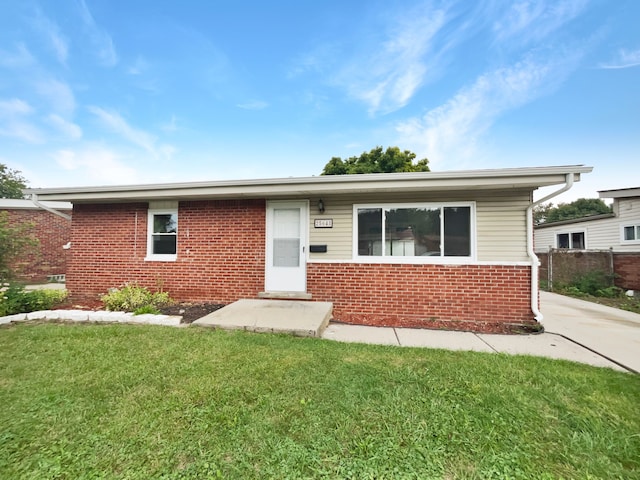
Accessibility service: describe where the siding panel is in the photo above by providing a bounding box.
[308,190,531,262]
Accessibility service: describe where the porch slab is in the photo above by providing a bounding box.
[191,299,332,337]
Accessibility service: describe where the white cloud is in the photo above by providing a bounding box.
[88,106,175,160]
[32,9,69,64]
[0,43,35,69]
[335,4,450,115]
[0,98,43,143]
[35,79,76,115]
[0,121,44,144]
[53,147,138,184]
[47,114,82,140]
[0,98,33,116]
[161,115,178,133]
[492,0,588,45]
[598,48,640,69]
[127,56,149,75]
[78,0,118,67]
[236,100,269,110]
[88,106,156,153]
[396,49,584,167]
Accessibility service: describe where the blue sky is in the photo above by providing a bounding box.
[0,0,638,204]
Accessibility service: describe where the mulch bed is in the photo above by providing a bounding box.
[159,302,225,323]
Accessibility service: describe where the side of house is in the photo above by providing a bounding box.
[0,199,72,282]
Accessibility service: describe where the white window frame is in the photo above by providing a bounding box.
[146,208,178,261]
[352,202,476,264]
[555,230,586,250]
[621,224,640,244]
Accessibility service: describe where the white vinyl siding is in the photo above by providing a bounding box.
[535,197,640,253]
[308,190,531,262]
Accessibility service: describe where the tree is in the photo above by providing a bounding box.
[0,212,38,281]
[0,163,28,199]
[538,198,612,224]
[533,202,554,224]
[321,146,429,175]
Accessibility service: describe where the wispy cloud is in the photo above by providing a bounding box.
[54,147,138,184]
[127,56,149,76]
[32,9,69,64]
[0,43,35,69]
[88,106,174,160]
[236,100,269,110]
[0,98,43,143]
[46,114,82,140]
[598,48,640,69]
[88,106,156,153]
[78,0,118,67]
[35,79,76,115]
[0,99,33,116]
[396,48,584,167]
[334,3,451,115]
[492,0,588,45]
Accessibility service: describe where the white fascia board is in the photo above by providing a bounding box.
[25,165,593,203]
[0,198,72,210]
[598,187,640,199]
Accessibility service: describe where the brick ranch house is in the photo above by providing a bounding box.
[26,165,592,333]
[0,198,71,283]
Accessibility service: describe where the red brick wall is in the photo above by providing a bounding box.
[613,253,640,290]
[67,200,266,303]
[4,208,71,282]
[308,263,534,333]
[68,200,536,332]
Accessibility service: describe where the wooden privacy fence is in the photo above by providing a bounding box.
[538,249,614,291]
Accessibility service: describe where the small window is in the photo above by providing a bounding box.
[622,224,640,243]
[147,210,178,260]
[355,203,473,260]
[557,231,585,249]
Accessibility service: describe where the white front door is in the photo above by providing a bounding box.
[265,201,307,292]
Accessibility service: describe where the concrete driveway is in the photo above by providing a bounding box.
[540,291,640,373]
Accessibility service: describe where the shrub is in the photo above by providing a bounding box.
[0,283,68,316]
[571,270,612,296]
[101,283,172,312]
[133,305,161,315]
[595,286,623,298]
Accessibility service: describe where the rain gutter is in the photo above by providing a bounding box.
[526,173,574,321]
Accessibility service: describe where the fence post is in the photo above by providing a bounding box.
[549,247,554,292]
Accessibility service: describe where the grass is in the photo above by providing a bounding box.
[1,323,638,479]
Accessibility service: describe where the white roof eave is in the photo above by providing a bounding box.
[24,165,593,203]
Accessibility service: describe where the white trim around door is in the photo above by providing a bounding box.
[265,200,308,292]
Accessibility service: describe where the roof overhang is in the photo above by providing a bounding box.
[24,165,593,203]
[598,187,640,199]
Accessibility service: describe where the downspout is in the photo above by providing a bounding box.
[526,173,574,321]
[29,192,72,220]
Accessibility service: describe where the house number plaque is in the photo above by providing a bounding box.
[314,218,333,228]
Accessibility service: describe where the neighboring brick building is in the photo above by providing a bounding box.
[27,165,592,333]
[0,199,72,283]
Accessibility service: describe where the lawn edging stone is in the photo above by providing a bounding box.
[0,310,182,327]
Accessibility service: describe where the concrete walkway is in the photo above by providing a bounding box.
[322,293,639,373]
[192,299,333,337]
[539,291,640,373]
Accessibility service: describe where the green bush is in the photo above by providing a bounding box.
[595,286,623,298]
[0,283,68,316]
[101,283,171,312]
[133,304,161,315]
[571,270,612,296]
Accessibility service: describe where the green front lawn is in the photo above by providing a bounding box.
[1,323,638,479]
